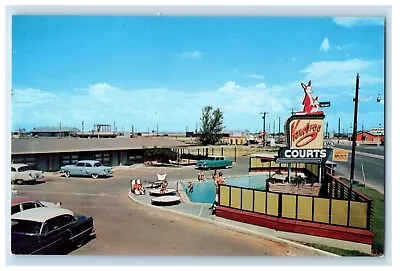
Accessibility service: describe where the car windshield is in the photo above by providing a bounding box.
[93,162,102,167]
[18,166,31,172]
[11,219,42,235]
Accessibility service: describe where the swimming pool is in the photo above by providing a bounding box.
[180,175,268,204]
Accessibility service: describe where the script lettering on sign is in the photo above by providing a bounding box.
[289,119,324,149]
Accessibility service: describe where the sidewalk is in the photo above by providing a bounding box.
[128,183,341,257]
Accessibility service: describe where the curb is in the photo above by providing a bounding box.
[127,192,339,257]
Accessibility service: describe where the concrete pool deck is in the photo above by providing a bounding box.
[128,181,342,257]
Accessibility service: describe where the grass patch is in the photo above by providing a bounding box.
[296,241,371,256]
[338,177,384,255]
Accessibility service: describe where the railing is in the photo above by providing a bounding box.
[323,170,374,231]
[218,184,373,231]
[249,157,319,176]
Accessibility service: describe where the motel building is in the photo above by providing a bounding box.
[11,137,190,172]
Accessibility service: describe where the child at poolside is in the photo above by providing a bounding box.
[212,169,218,180]
[198,170,205,182]
[188,181,194,194]
[160,180,168,193]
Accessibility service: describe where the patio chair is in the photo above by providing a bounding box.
[145,173,167,188]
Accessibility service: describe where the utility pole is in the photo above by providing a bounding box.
[326,122,329,138]
[260,112,268,147]
[278,117,281,135]
[268,123,271,134]
[362,124,364,142]
[291,108,295,116]
[350,73,360,191]
[338,117,341,139]
[273,121,275,136]
[82,121,84,133]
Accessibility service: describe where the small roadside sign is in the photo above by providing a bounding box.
[323,140,335,148]
[333,149,349,162]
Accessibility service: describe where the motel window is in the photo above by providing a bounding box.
[95,153,111,166]
[127,155,144,164]
[12,156,37,168]
[61,154,80,166]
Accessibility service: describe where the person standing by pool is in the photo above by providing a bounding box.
[198,170,205,182]
[214,172,226,202]
[212,169,218,180]
[188,181,194,194]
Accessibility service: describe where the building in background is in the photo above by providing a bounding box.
[30,127,80,137]
[11,137,189,171]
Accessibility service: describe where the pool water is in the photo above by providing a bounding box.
[181,175,268,204]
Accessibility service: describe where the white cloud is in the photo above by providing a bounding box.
[336,45,346,51]
[298,58,383,87]
[333,17,384,27]
[217,81,242,93]
[246,74,265,80]
[181,51,202,59]
[255,83,266,89]
[320,37,330,52]
[11,81,292,132]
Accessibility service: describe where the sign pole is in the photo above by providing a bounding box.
[318,163,322,183]
[361,163,366,187]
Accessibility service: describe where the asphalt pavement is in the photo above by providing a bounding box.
[330,144,385,194]
[10,163,327,259]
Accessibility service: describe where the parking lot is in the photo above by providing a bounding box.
[11,160,326,257]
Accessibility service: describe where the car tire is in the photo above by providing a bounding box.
[16,179,24,185]
[64,171,71,178]
[91,174,99,179]
[72,235,85,248]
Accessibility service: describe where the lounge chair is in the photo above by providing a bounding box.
[144,173,167,188]
[131,179,146,195]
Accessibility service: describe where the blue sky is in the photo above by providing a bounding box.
[11,16,385,134]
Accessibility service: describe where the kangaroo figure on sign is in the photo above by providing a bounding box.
[299,80,320,115]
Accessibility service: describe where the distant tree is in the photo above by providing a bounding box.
[144,148,178,163]
[198,105,225,145]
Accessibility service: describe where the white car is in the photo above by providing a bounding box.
[11,164,44,185]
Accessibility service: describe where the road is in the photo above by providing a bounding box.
[334,143,384,156]
[330,144,385,194]
[11,164,324,257]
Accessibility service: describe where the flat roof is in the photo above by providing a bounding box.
[11,137,190,155]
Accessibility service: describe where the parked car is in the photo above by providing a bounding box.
[11,207,95,255]
[11,196,61,215]
[195,155,233,170]
[11,164,44,185]
[60,160,113,179]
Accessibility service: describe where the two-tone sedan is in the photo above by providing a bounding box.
[11,196,61,215]
[11,207,95,255]
[195,155,233,170]
[60,160,113,179]
[11,164,44,185]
